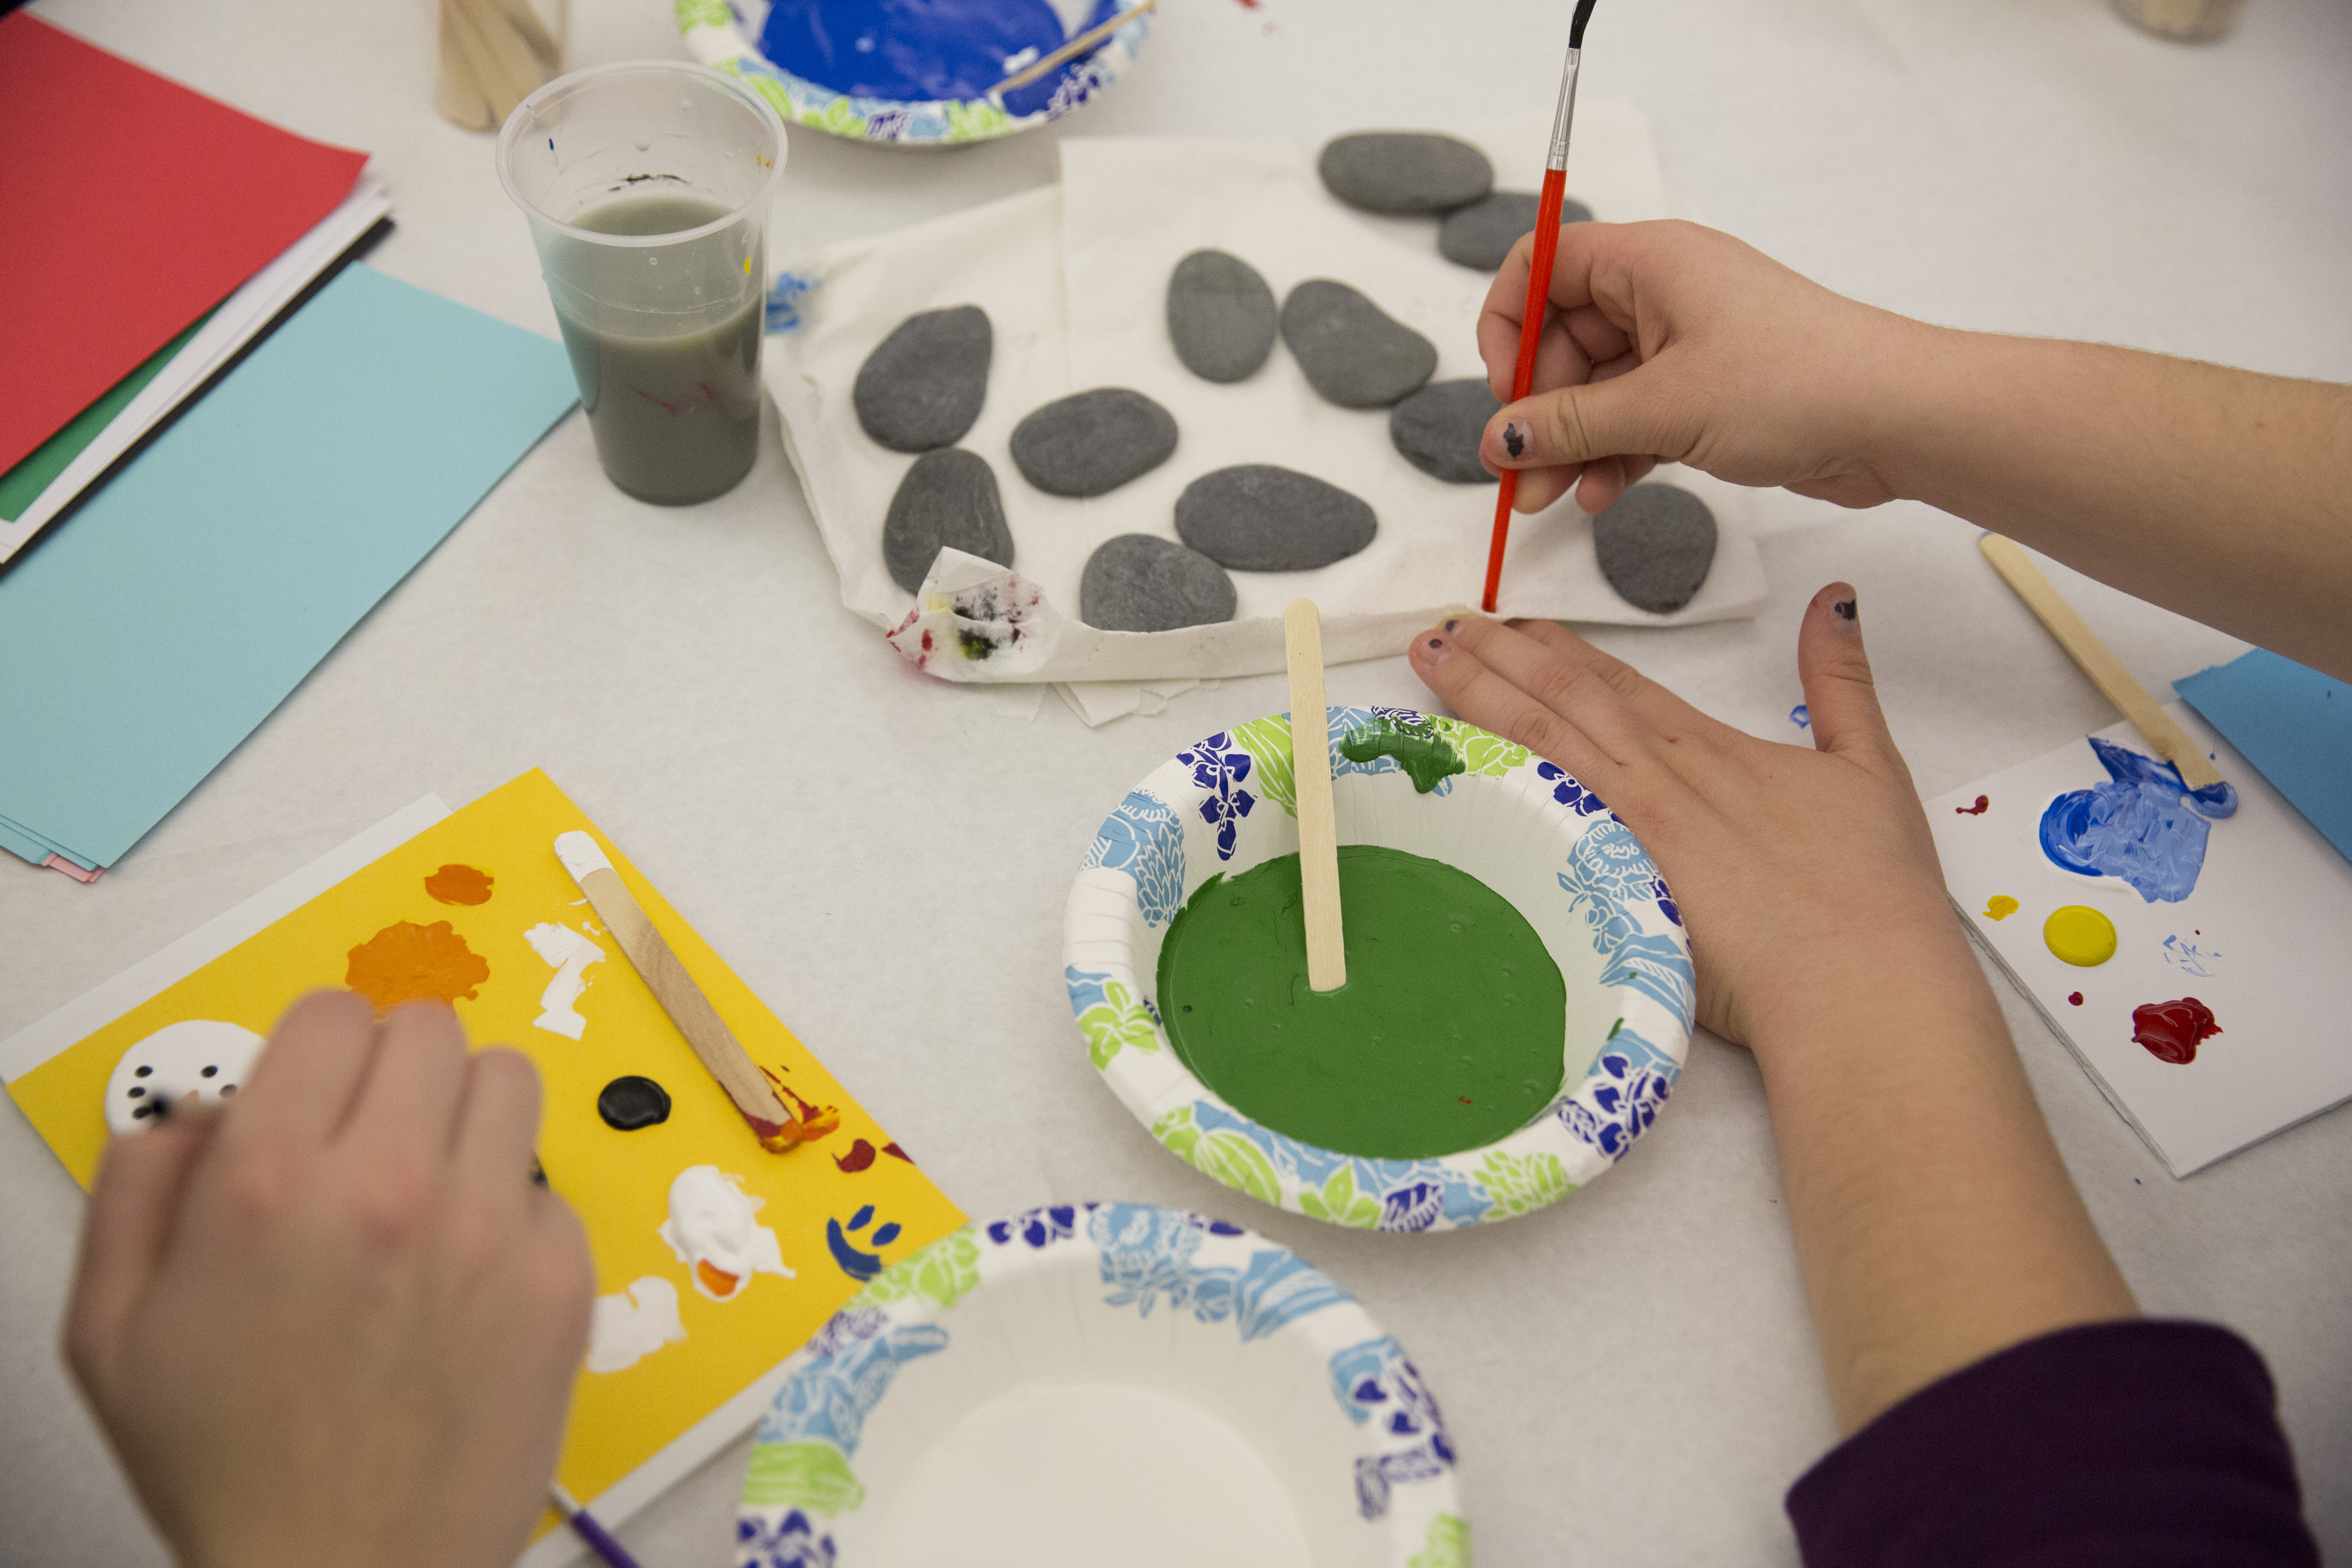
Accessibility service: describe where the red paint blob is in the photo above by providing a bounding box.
[2132,997,2221,1065]
[834,1138,877,1173]
[881,1140,912,1163]
[2068,991,2084,1007]
[1956,795,1990,815]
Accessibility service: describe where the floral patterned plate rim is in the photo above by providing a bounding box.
[739,1203,1469,1568]
[674,0,1152,147]
[1063,706,1695,1232]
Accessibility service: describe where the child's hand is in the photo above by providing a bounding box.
[1410,586,1973,1056]
[1477,220,1922,517]
[65,991,593,1568]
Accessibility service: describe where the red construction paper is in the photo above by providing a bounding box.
[0,13,369,473]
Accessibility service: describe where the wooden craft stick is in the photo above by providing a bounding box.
[1979,533,2224,788]
[552,832,807,1150]
[991,0,1156,96]
[1284,599,1348,992]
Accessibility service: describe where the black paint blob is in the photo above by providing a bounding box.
[598,1075,673,1132]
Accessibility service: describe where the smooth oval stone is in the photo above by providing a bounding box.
[1390,379,1502,484]
[1081,534,1238,633]
[1592,483,1718,614]
[1166,249,1278,383]
[1009,388,1179,497]
[853,305,991,453]
[1317,131,1493,214]
[1437,190,1595,271]
[1175,465,1378,572]
[882,448,1013,593]
[1280,281,1437,409]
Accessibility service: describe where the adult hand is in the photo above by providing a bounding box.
[65,992,594,1568]
[1410,586,1970,1054]
[1476,220,1924,516]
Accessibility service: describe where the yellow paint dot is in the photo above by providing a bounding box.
[742,256,753,274]
[2044,904,2118,967]
[1983,895,2020,921]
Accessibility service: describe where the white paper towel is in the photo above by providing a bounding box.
[762,102,1764,702]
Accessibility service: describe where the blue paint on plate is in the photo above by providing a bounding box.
[760,0,1118,103]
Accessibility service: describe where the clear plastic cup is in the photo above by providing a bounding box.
[498,62,786,506]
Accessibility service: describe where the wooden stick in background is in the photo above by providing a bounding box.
[552,831,816,1150]
[1979,533,2231,797]
[1283,599,1348,992]
[990,0,1156,96]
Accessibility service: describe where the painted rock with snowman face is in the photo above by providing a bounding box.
[104,1020,265,1134]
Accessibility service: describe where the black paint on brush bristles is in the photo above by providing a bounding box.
[1570,0,1599,48]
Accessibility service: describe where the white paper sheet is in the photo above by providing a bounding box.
[1928,706,2352,1177]
[762,105,1764,697]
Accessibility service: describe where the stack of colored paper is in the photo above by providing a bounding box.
[0,263,581,881]
[0,11,388,563]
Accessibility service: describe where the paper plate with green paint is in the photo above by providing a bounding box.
[675,0,1152,149]
[1062,707,1695,1232]
[738,1203,1468,1566]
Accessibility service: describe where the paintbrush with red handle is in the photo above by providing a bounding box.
[1481,0,1600,614]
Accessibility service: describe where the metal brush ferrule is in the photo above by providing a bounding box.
[1547,49,1582,172]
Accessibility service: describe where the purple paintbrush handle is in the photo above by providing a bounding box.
[562,1503,645,1568]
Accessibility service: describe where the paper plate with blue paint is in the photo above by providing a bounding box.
[1061,707,1696,1233]
[677,0,1152,147]
[737,1203,1468,1567]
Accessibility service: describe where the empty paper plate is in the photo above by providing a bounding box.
[677,0,1152,147]
[1062,707,1696,1232]
[735,1203,1466,1567]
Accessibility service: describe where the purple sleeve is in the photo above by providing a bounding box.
[1786,1319,2319,1568]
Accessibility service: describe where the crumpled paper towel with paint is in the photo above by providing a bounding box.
[761,104,1766,724]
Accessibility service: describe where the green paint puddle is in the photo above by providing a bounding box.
[1157,844,1566,1159]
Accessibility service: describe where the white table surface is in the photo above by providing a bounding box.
[4,0,2349,1562]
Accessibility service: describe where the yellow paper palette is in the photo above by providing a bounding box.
[2,771,962,1555]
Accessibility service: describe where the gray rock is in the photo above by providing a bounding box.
[1009,388,1178,497]
[882,448,1013,593]
[1317,132,1493,214]
[1166,250,1278,383]
[1390,379,1502,484]
[1174,465,1378,572]
[1280,281,1437,409]
[1438,191,1595,271]
[853,305,991,452]
[1592,483,1718,614]
[1081,535,1238,632]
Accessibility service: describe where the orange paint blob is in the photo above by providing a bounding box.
[344,920,491,1013]
[423,863,494,905]
[697,1259,741,1298]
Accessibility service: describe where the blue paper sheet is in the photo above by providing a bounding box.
[2175,649,2352,865]
[0,264,577,869]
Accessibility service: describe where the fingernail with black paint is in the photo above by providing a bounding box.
[1501,423,1526,460]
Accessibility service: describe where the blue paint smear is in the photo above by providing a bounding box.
[1788,704,1809,730]
[826,1216,882,1280]
[760,0,1116,102]
[2038,737,2213,902]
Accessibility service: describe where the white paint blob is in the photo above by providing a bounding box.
[104,1020,266,1135]
[523,921,605,1040]
[875,1384,1312,1568]
[586,1276,688,1373]
[659,1164,793,1301]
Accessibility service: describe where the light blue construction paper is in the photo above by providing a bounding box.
[2176,648,2352,865]
[0,808,95,870]
[0,264,577,869]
